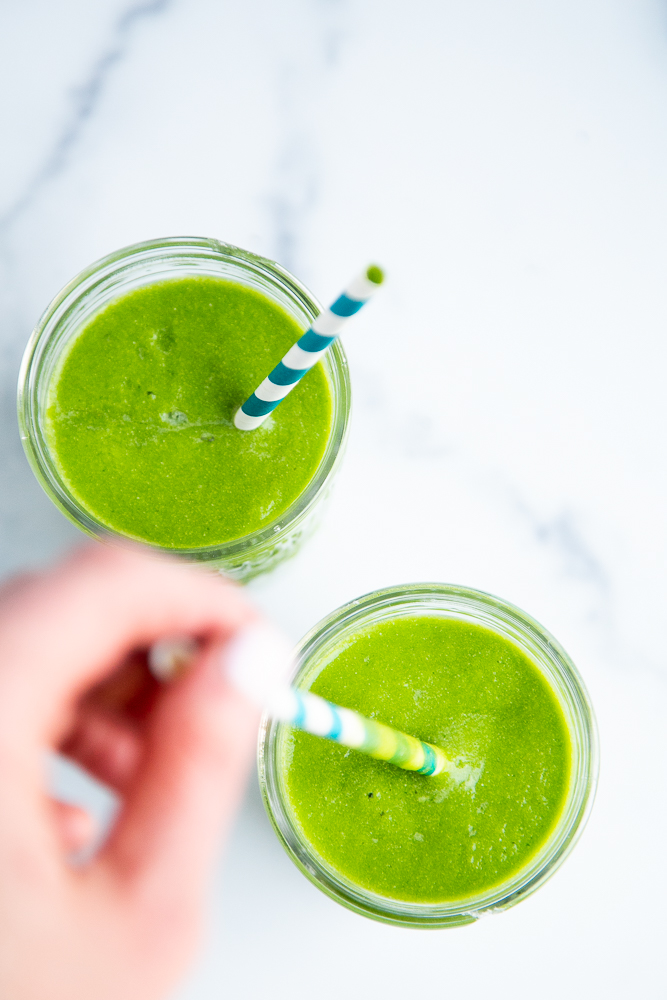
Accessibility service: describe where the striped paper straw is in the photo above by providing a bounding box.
[270,687,449,777]
[149,627,448,777]
[234,265,384,431]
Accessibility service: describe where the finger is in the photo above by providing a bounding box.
[51,800,96,855]
[99,638,261,906]
[148,636,198,682]
[58,651,158,791]
[0,543,256,747]
[59,709,143,792]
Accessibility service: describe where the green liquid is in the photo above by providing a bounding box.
[45,277,333,549]
[283,616,572,903]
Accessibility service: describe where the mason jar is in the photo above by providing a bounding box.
[17,237,350,581]
[259,583,599,928]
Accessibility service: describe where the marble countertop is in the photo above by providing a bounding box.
[1,2,665,997]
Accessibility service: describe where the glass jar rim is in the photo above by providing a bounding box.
[17,236,351,562]
[259,582,599,928]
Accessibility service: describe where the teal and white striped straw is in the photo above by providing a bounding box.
[234,265,384,431]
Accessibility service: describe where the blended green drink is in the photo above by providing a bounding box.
[260,585,598,927]
[18,239,350,579]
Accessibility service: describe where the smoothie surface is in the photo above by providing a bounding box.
[283,615,572,903]
[46,277,333,548]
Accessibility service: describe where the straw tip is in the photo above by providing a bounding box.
[234,407,265,431]
[366,265,384,286]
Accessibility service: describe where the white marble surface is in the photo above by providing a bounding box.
[1,1,666,996]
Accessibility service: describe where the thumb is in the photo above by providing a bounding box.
[99,633,263,906]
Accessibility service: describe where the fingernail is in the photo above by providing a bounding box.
[149,636,199,682]
[222,623,295,708]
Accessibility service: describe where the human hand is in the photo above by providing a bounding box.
[0,544,263,1000]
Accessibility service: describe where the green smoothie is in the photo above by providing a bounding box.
[44,277,333,549]
[282,615,572,903]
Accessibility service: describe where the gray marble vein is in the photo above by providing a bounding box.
[265,0,348,275]
[0,0,171,235]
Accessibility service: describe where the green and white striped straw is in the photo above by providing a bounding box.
[150,629,450,778]
[269,687,449,776]
[234,265,384,431]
